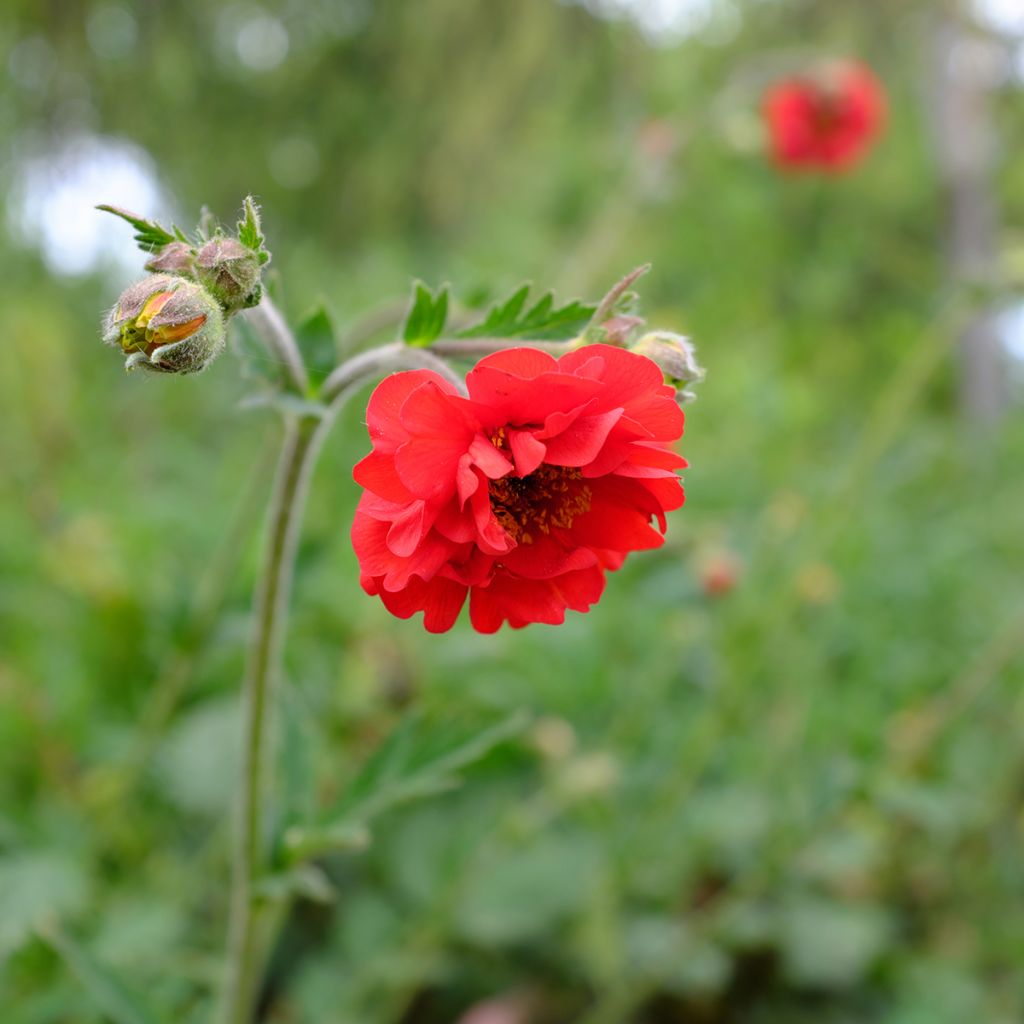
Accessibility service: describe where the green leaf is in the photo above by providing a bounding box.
[295,304,338,393]
[96,205,178,254]
[283,710,529,863]
[40,923,161,1024]
[456,284,595,341]
[237,195,271,265]
[402,281,450,347]
[0,851,87,958]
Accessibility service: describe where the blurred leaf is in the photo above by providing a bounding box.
[623,916,730,995]
[40,923,160,1024]
[295,305,339,392]
[456,284,595,341]
[403,281,449,347]
[0,852,87,959]
[96,205,184,253]
[779,897,892,987]
[283,710,528,862]
[456,832,602,944]
[156,698,240,816]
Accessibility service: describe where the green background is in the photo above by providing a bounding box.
[2,1,1023,1021]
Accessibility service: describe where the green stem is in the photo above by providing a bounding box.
[220,412,323,1024]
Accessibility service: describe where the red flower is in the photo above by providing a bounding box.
[352,345,686,633]
[763,61,885,173]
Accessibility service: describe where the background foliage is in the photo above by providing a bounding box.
[2,1,1024,1021]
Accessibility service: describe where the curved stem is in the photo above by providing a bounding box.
[244,296,310,395]
[320,341,467,403]
[220,413,324,1024]
[428,337,575,359]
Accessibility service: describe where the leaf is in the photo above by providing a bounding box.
[0,851,87,958]
[295,304,338,392]
[455,832,602,945]
[402,281,449,347]
[456,284,596,341]
[237,195,271,265]
[96,205,179,254]
[283,710,529,863]
[40,923,161,1024]
[779,896,892,987]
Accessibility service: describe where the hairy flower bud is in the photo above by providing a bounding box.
[195,237,262,311]
[143,241,196,276]
[629,331,705,401]
[102,274,225,374]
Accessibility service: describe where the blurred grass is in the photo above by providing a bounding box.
[2,1,1024,1021]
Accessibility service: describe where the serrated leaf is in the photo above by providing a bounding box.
[402,281,449,347]
[96,205,178,254]
[295,304,338,393]
[237,195,266,254]
[284,710,529,863]
[40,924,161,1024]
[456,284,596,341]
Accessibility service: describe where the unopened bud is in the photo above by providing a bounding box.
[144,241,195,276]
[102,275,225,374]
[195,237,262,311]
[630,331,705,397]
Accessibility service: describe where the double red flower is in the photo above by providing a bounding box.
[763,61,885,173]
[352,345,686,633]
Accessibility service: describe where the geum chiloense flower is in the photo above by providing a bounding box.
[352,344,687,633]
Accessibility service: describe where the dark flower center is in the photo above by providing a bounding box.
[489,464,593,545]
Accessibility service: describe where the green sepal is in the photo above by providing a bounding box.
[294,304,338,394]
[96,204,185,254]
[457,284,595,341]
[402,281,449,347]
[237,195,271,266]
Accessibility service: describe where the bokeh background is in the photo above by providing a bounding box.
[3,1,1024,1021]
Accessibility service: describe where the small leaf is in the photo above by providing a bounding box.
[402,281,449,347]
[284,710,529,863]
[96,205,178,254]
[39,923,161,1024]
[456,284,595,341]
[237,195,266,254]
[295,305,339,393]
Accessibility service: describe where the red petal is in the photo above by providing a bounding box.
[508,429,547,477]
[353,451,414,503]
[378,575,468,633]
[366,370,457,451]
[541,408,624,467]
[472,347,559,379]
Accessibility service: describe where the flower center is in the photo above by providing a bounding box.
[488,464,593,545]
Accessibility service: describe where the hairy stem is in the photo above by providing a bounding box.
[244,296,310,395]
[320,341,467,402]
[429,337,575,359]
[220,412,323,1024]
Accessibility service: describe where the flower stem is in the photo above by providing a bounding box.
[220,412,324,1024]
[244,296,310,395]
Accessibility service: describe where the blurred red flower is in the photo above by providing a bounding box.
[763,61,886,173]
[352,345,686,633]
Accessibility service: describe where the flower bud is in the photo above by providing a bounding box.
[630,331,705,398]
[102,275,225,374]
[195,237,262,311]
[143,241,195,276]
